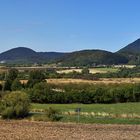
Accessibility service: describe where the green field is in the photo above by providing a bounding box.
[32,103,140,115]
[31,103,140,124]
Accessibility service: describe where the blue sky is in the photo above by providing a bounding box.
[0,0,140,53]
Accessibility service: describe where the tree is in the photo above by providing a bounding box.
[3,69,19,91]
[27,70,46,88]
[28,82,52,103]
[0,91,30,119]
[11,79,23,91]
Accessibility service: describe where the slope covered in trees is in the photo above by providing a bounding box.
[1,38,140,65]
[57,50,128,67]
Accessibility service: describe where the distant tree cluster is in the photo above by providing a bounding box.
[27,82,140,104]
[0,68,140,107]
[2,69,46,91]
[0,69,46,119]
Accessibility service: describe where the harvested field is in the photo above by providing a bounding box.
[0,121,139,140]
[20,78,140,84]
[47,78,140,84]
[56,68,118,74]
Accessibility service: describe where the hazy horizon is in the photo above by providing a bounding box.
[0,0,140,53]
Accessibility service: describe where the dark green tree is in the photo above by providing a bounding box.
[29,82,50,103]
[11,79,23,91]
[27,70,46,88]
[3,69,18,91]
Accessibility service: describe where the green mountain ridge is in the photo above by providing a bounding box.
[117,39,140,64]
[0,47,66,64]
[0,38,140,66]
[57,50,128,67]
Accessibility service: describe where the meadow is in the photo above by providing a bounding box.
[31,103,140,114]
[31,103,140,124]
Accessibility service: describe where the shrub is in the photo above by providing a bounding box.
[45,107,62,121]
[0,91,30,119]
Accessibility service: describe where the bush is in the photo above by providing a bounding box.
[0,91,30,119]
[45,107,62,121]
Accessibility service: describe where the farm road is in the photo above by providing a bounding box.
[0,121,139,140]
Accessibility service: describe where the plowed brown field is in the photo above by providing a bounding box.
[0,121,139,140]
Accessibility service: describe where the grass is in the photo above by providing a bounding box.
[31,103,140,115]
[61,115,140,124]
[30,113,140,125]
[31,103,140,124]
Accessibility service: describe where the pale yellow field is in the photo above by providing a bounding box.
[56,69,82,74]
[20,78,140,85]
[47,78,140,84]
[56,68,118,74]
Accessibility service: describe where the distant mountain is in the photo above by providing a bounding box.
[2,38,140,66]
[57,50,128,67]
[118,39,140,64]
[0,47,66,64]
[38,52,67,61]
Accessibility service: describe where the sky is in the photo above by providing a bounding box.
[0,0,140,53]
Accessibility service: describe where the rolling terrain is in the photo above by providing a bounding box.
[118,38,140,64]
[57,50,128,66]
[0,47,66,64]
[1,38,140,66]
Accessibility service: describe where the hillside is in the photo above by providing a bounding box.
[118,39,140,54]
[38,52,67,61]
[118,39,140,64]
[0,47,66,64]
[2,38,140,66]
[57,50,128,67]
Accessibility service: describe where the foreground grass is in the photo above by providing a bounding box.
[30,113,140,125]
[31,103,140,124]
[32,103,140,115]
[61,115,140,124]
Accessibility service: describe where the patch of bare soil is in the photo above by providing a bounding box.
[0,121,140,140]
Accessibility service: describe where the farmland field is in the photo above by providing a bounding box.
[19,77,140,85]
[0,121,139,140]
[56,67,119,74]
[31,103,140,124]
[47,77,140,84]
[32,103,140,114]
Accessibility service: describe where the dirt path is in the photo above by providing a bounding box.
[0,121,139,140]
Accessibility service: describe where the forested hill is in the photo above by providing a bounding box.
[57,50,128,67]
[1,38,140,66]
[117,38,140,64]
[0,47,66,64]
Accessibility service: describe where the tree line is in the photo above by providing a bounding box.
[0,69,140,104]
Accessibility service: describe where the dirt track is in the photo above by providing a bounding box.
[0,121,140,140]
